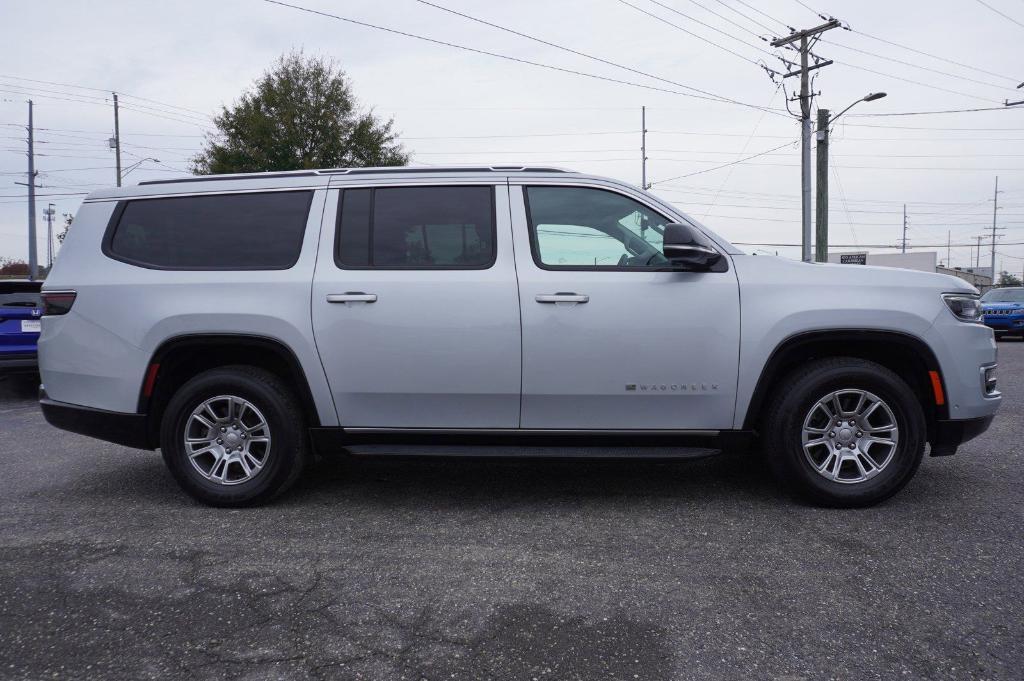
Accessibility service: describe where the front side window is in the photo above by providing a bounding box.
[336,185,495,269]
[525,186,671,269]
[107,191,313,269]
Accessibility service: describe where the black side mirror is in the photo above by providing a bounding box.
[662,223,722,271]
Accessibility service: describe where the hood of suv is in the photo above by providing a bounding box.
[733,255,976,293]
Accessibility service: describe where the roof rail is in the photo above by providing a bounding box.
[137,165,571,186]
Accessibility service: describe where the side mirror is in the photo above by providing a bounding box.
[662,223,722,271]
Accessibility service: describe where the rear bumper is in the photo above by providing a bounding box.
[39,385,152,450]
[929,415,995,456]
[0,351,38,372]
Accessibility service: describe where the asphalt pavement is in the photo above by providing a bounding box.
[1,342,1022,680]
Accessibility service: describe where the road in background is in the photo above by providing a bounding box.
[1,343,1022,680]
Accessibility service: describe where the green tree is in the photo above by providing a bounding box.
[997,271,1022,287]
[193,52,410,174]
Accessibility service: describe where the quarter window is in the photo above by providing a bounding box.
[107,191,313,270]
[336,186,495,269]
[525,186,671,269]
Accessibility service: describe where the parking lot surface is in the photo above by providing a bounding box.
[1,343,1022,680]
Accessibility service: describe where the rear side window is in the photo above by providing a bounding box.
[106,191,314,269]
[336,186,495,269]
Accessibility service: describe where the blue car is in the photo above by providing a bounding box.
[981,287,1024,340]
[0,280,42,373]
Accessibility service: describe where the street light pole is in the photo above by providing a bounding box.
[814,92,886,263]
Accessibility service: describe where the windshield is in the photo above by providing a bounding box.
[981,288,1024,303]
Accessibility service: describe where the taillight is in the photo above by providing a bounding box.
[41,290,77,316]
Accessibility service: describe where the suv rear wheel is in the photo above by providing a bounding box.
[763,357,926,508]
[159,366,308,506]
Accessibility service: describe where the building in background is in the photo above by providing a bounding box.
[829,251,993,289]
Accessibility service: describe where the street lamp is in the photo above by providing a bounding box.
[122,157,161,178]
[814,92,887,263]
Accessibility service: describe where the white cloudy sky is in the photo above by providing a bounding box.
[2,0,1023,273]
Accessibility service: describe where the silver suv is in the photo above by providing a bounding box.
[38,166,1001,507]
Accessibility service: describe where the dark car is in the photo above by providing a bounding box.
[981,287,1024,340]
[0,279,43,373]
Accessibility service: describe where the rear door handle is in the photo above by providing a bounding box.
[535,293,589,304]
[327,292,377,304]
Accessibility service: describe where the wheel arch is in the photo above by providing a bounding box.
[139,334,322,446]
[742,329,948,436]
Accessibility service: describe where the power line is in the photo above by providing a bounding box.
[831,62,1004,105]
[973,0,1024,29]
[650,140,798,184]
[822,40,1014,91]
[613,0,774,71]
[261,0,782,113]
[732,0,793,32]
[850,30,1021,84]
[708,0,781,34]
[411,0,780,112]
[642,0,775,55]
[0,74,213,118]
[679,0,769,39]
[848,105,1021,116]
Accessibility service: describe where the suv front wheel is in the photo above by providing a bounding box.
[763,357,926,508]
[159,366,308,507]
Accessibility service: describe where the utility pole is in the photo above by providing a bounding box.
[24,101,39,281]
[990,176,1002,280]
[814,108,829,262]
[112,92,122,187]
[641,106,648,190]
[772,18,839,263]
[43,203,55,269]
[975,236,983,269]
[901,204,908,254]
[947,230,951,268]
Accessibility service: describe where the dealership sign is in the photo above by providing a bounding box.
[840,253,868,265]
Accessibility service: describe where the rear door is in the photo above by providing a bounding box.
[311,181,522,428]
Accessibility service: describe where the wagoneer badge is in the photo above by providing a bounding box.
[626,383,719,392]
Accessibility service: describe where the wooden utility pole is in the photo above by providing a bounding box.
[901,205,908,254]
[113,92,122,187]
[772,19,839,263]
[641,106,649,190]
[814,108,829,262]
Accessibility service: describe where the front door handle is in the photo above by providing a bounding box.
[327,292,378,304]
[535,293,589,304]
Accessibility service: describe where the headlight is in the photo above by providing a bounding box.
[942,293,983,323]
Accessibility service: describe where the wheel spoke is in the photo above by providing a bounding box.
[853,451,877,477]
[852,391,868,416]
[188,445,217,459]
[829,453,844,480]
[192,413,216,431]
[804,437,830,449]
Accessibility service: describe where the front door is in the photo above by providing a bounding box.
[312,182,521,428]
[512,183,740,430]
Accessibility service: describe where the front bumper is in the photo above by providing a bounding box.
[39,385,152,449]
[929,415,995,456]
[984,315,1024,331]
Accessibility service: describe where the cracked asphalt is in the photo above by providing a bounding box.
[1,343,1022,680]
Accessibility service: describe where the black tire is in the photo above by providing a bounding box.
[994,332,1006,342]
[160,366,308,507]
[763,357,925,508]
